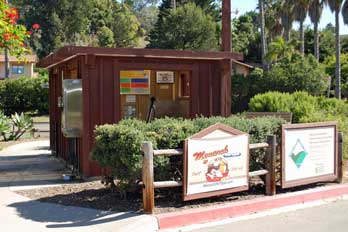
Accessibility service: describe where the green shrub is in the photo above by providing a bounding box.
[0,111,34,141]
[91,116,286,192]
[0,75,49,115]
[249,91,348,159]
[249,91,321,122]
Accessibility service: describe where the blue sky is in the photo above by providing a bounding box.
[231,0,348,35]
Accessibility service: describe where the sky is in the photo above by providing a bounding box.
[231,0,348,35]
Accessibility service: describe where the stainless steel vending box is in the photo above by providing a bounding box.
[62,79,83,138]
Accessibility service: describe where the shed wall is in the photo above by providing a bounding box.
[50,55,229,176]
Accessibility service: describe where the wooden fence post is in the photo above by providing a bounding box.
[337,132,343,184]
[265,135,276,196]
[141,142,154,214]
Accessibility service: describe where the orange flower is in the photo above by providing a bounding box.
[5,8,19,24]
[3,33,11,41]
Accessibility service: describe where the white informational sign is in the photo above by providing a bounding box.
[125,95,136,103]
[156,71,174,83]
[283,125,336,183]
[186,129,249,195]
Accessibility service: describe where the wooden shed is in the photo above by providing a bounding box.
[37,46,242,176]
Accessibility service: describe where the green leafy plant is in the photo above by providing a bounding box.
[249,91,348,159]
[0,112,10,138]
[0,112,33,141]
[0,75,49,115]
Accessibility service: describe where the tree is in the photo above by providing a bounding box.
[291,0,311,56]
[259,0,268,69]
[342,0,348,25]
[97,26,114,47]
[110,4,141,47]
[148,0,220,49]
[231,12,259,58]
[304,24,335,61]
[280,0,295,41]
[324,53,348,97]
[0,1,30,58]
[263,54,327,95]
[13,0,142,58]
[148,3,218,51]
[308,0,325,60]
[264,0,283,40]
[327,0,344,99]
[123,0,159,11]
[265,36,298,63]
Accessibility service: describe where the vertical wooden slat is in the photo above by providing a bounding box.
[337,132,343,184]
[265,135,277,196]
[220,59,231,116]
[142,142,154,214]
[81,55,91,176]
[190,63,200,117]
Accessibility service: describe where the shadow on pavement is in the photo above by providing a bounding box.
[8,200,139,228]
[0,152,71,188]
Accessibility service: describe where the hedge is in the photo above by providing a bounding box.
[0,75,49,115]
[91,116,286,192]
[249,91,348,159]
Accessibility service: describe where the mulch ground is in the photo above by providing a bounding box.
[16,176,347,214]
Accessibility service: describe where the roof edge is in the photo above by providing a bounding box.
[37,46,244,69]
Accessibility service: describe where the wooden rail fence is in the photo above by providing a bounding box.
[141,135,277,214]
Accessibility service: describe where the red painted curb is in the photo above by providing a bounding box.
[156,184,348,230]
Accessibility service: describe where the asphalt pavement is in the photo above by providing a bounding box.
[188,199,348,232]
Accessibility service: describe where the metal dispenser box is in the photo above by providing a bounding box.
[62,79,83,137]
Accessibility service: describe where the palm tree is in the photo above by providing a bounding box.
[171,0,176,9]
[280,0,294,41]
[291,0,311,56]
[327,0,344,99]
[265,1,283,41]
[259,0,268,69]
[265,36,298,63]
[308,0,325,61]
[343,1,348,24]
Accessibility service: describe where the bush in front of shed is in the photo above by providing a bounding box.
[91,116,286,193]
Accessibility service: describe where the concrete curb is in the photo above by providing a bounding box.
[156,183,348,230]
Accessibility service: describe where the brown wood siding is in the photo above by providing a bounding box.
[50,55,230,177]
[198,61,212,116]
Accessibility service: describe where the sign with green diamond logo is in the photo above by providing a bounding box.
[290,139,308,168]
[281,122,338,189]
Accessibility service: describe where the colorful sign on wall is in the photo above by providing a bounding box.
[120,70,150,95]
[281,122,338,188]
[184,123,249,201]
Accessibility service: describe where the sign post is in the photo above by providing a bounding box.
[281,122,338,188]
[183,123,249,201]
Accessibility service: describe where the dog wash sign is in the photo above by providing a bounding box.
[184,124,249,201]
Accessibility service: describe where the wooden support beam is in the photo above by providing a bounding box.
[337,132,343,184]
[154,181,183,188]
[265,135,277,196]
[153,149,183,156]
[249,170,269,177]
[221,0,231,52]
[141,142,155,214]
[250,143,269,150]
